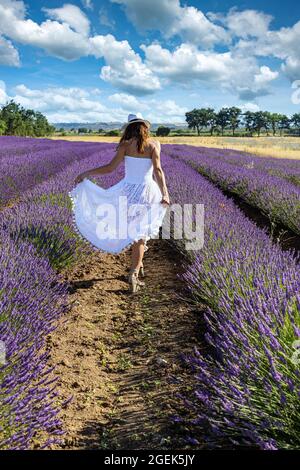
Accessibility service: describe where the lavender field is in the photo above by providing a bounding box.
[0,137,300,450]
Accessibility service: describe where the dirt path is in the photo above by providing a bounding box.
[48,240,202,450]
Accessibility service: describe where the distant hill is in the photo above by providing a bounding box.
[52,122,187,131]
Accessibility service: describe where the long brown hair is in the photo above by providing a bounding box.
[118,122,150,153]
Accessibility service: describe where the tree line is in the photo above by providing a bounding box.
[0,100,55,137]
[1,99,299,139]
[185,107,300,136]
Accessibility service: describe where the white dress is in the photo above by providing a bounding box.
[69,156,167,254]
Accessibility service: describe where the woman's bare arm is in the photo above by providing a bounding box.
[151,141,170,205]
[75,142,126,184]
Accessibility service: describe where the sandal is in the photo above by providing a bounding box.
[128,269,145,293]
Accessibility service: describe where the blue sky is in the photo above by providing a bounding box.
[0,0,300,123]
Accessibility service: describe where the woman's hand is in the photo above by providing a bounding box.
[75,172,89,185]
[161,194,170,207]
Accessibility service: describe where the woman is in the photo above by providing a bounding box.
[71,113,170,293]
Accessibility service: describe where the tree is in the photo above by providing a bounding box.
[267,113,282,136]
[34,111,53,136]
[205,108,217,136]
[105,129,120,136]
[78,127,88,134]
[185,109,205,135]
[0,100,54,137]
[228,107,242,136]
[216,108,231,136]
[243,111,255,136]
[0,100,23,135]
[156,126,171,136]
[291,113,300,136]
[278,115,290,136]
[0,119,7,135]
[185,108,218,135]
[252,111,270,137]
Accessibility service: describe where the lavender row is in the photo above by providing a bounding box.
[167,144,300,185]
[0,143,125,448]
[195,144,300,187]
[163,150,300,449]
[0,137,112,208]
[0,231,69,449]
[164,145,300,235]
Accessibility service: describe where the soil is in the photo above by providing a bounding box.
[47,240,203,450]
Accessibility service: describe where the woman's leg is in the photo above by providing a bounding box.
[130,239,145,273]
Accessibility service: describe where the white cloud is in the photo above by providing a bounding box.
[147,99,188,122]
[13,84,107,115]
[108,92,145,110]
[111,0,229,47]
[90,34,161,95]
[233,66,278,100]
[0,0,91,60]
[44,110,115,123]
[171,5,230,47]
[141,43,231,82]
[269,23,300,81]
[211,8,273,39]
[108,93,188,122]
[1,80,187,123]
[10,84,127,122]
[108,3,300,84]
[0,35,20,66]
[108,94,187,122]
[0,0,26,19]
[240,102,260,112]
[0,1,160,95]
[141,42,278,99]
[43,4,90,36]
[100,63,160,95]
[254,66,278,86]
[282,56,300,82]
[234,21,300,82]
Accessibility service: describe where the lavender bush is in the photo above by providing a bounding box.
[164,145,300,235]
[163,151,300,449]
[0,232,68,449]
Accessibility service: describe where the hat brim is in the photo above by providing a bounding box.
[121,119,151,131]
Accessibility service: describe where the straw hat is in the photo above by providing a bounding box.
[121,113,151,131]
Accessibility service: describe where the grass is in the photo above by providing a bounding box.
[50,135,300,159]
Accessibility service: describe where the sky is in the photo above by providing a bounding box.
[0,0,300,123]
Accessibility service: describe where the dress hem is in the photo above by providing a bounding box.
[68,188,163,254]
